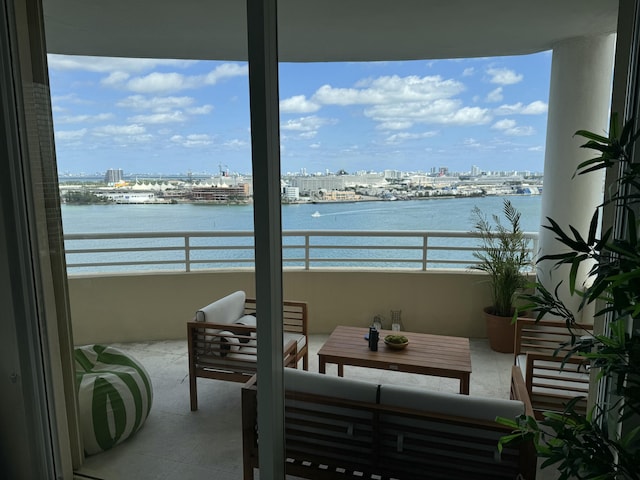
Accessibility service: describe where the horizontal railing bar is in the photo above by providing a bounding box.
[65,230,537,239]
[306,245,425,250]
[189,259,255,264]
[65,246,185,254]
[66,260,186,267]
[290,258,431,263]
[188,246,255,251]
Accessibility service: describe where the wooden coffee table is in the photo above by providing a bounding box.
[317,325,472,394]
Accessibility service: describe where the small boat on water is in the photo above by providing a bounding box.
[311,211,321,217]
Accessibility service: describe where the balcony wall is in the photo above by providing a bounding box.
[67,269,528,345]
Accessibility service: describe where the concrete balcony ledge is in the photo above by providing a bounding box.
[67,268,519,345]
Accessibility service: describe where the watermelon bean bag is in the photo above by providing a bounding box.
[74,345,153,455]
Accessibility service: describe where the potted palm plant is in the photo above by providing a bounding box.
[471,199,531,352]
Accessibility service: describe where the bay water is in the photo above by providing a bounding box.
[61,195,542,234]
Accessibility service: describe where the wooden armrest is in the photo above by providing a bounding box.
[245,375,257,389]
[511,365,535,417]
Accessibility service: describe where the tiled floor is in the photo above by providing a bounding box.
[74,335,526,480]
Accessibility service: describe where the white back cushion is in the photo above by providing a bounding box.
[195,290,246,324]
[284,369,378,403]
[379,384,524,422]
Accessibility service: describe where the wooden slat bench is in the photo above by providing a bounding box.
[242,369,537,480]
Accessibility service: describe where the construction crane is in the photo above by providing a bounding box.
[218,163,229,177]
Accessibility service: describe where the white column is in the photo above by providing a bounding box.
[538,34,615,321]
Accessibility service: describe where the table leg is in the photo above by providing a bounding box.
[337,364,344,377]
[460,374,470,395]
[319,357,326,374]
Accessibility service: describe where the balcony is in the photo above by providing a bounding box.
[67,230,552,478]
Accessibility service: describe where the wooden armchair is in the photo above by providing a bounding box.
[512,318,593,419]
[187,291,308,411]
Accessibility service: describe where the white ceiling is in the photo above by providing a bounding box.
[43,0,619,61]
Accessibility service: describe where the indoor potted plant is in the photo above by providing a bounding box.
[471,199,531,352]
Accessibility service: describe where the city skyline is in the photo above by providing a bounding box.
[50,52,552,176]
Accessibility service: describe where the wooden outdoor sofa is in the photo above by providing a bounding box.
[511,318,593,419]
[187,290,308,411]
[242,369,537,480]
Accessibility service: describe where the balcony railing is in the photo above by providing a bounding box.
[64,230,539,275]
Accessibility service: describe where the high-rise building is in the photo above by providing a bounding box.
[104,168,124,185]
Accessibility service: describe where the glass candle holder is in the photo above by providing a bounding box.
[390,310,403,331]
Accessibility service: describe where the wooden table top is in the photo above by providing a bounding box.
[317,325,472,377]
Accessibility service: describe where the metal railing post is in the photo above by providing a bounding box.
[422,234,428,271]
[305,233,310,270]
[185,234,191,272]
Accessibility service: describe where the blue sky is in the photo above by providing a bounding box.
[48,52,551,176]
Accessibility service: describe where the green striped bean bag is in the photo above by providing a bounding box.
[75,345,153,455]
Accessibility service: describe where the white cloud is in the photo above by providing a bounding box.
[204,63,247,84]
[511,127,535,136]
[55,128,87,141]
[116,95,194,112]
[101,71,131,87]
[309,143,321,149]
[485,87,503,103]
[385,131,439,144]
[128,112,187,124]
[462,67,475,77]
[124,63,247,94]
[492,119,517,130]
[297,75,493,130]
[366,101,491,129]
[462,137,496,150]
[170,134,213,147]
[492,118,535,136]
[377,121,413,131]
[127,73,188,94]
[223,139,249,149]
[93,124,146,136]
[281,115,336,138]
[315,75,465,106]
[55,113,114,124]
[186,105,214,115]
[487,67,523,85]
[528,145,544,152]
[494,101,548,115]
[280,95,321,113]
[47,55,193,73]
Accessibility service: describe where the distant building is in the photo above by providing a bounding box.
[104,169,123,185]
[325,190,359,201]
[288,173,386,194]
[191,183,250,202]
[283,186,300,201]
